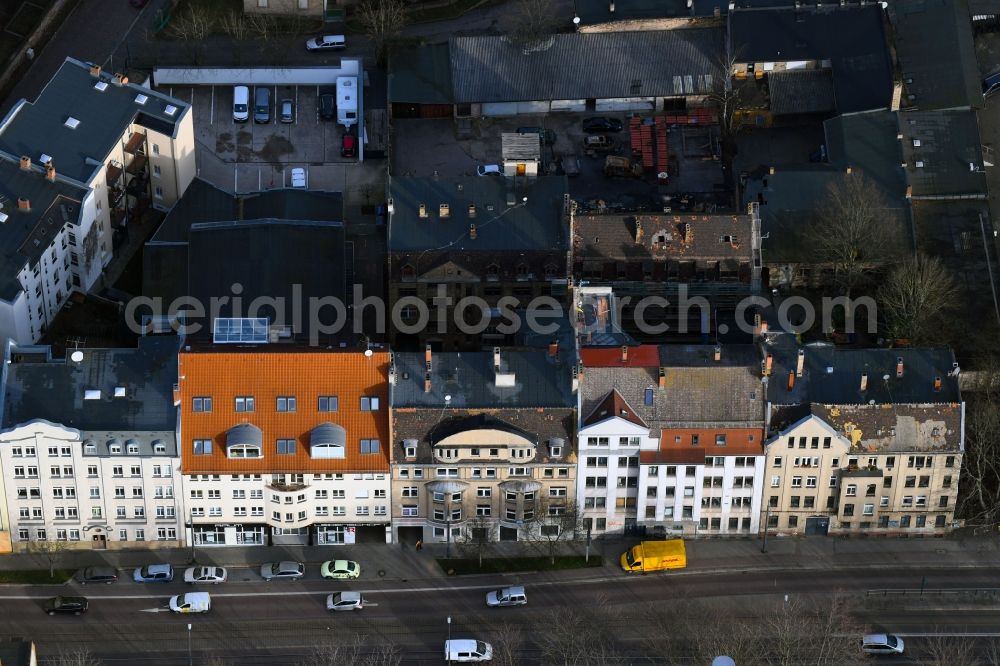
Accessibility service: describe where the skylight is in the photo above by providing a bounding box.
[94,81,108,92]
[134,93,148,105]
[0,212,8,224]
[39,153,52,165]
[164,104,177,116]
[64,117,80,129]
[213,317,269,344]
[84,389,101,400]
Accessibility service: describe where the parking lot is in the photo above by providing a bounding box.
[392,111,729,211]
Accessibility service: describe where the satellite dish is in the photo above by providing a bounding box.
[364,349,373,357]
[70,351,84,362]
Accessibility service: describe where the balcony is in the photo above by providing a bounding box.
[125,154,148,176]
[840,465,883,479]
[123,132,146,155]
[106,161,123,185]
[267,482,309,493]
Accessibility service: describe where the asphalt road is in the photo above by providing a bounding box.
[3,564,999,664]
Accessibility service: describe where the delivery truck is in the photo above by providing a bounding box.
[620,539,686,573]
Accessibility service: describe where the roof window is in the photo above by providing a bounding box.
[94,81,108,92]
[114,386,126,398]
[84,389,101,400]
[64,117,80,129]
[164,104,178,116]
[134,94,148,105]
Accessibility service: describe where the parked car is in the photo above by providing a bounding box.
[133,564,174,583]
[444,640,493,663]
[476,164,501,176]
[183,566,227,584]
[861,634,904,655]
[320,560,360,580]
[486,585,527,607]
[75,567,117,585]
[560,155,581,177]
[169,592,211,614]
[341,133,356,158]
[260,561,305,581]
[306,35,346,52]
[280,99,294,123]
[516,126,556,145]
[290,168,307,188]
[45,596,88,616]
[326,591,364,611]
[583,135,616,152]
[319,94,335,121]
[583,117,623,133]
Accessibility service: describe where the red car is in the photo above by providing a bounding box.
[341,133,356,158]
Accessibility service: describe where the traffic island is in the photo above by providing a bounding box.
[436,556,604,575]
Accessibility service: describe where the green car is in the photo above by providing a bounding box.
[320,559,360,580]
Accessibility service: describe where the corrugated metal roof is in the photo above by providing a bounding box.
[387,43,454,104]
[449,29,722,103]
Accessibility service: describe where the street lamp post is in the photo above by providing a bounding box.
[187,623,192,666]
[447,616,452,665]
[761,504,771,553]
[189,509,196,564]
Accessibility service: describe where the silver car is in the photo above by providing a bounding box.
[260,561,304,581]
[326,591,364,611]
[183,566,227,584]
[486,585,527,607]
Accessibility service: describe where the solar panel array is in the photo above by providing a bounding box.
[213,318,269,344]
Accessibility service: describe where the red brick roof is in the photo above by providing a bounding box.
[178,350,390,474]
[581,345,660,368]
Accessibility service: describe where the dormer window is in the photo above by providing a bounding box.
[549,438,565,458]
[226,424,263,458]
[544,263,557,277]
[84,441,96,455]
[487,264,500,277]
[127,442,140,455]
[403,439,418,459]
[228,444,261,459]
[401,264,416,280]
[310,423,346,459]
[516,263,528,277]
[109,444,121,455]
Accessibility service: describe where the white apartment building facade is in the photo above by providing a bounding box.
[0,57,196,344]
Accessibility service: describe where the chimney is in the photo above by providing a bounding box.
[493,346,501,373]
[768,166,775,175]
[439,203,450,219]
[89,64,101,78]
[933,376,942,392]
[418,203,428,219]
[658,366,666,389]
[17,198,30,211]
[609,0,615,11]
[634,218,643,244]
[45,163,56,182]
[796,349,805,377]
[760,320,769,334]
[895,356,904,378]
[548,340,559,358]
[469,223,477,239]
[845,165,852,175]
[713,346,721,362]
[577,362,585,382]
[468,204,476,218]
[787,370,795,391]
[424,372,432,393]
[764,353,773,376]
[19,156,30,171]
[621,345,629,363]
[425,344,432,371]
[860,373,868,392]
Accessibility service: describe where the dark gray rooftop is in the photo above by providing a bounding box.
[392,350,575,408]
[768,69,835,116]
[890,0,982,111]
[824,110,907,200]
[899,110,988,198]
[387,43,454,104]
[3,336,180,432]
[387,175,568,252]
[573,0,797,23]
[762,342,961,405]
[730,5,893,113]
[449,29,722,103]
[0,57,188,184]
[0,156,87,300]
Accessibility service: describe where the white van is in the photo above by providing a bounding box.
[444,640,492,662]
[233,86,249,123]
[169,592,211,614]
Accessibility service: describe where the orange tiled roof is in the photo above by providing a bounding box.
[178,350,390,474]
[581,345,660,368]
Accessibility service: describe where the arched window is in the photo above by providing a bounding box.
[227,444,262,459]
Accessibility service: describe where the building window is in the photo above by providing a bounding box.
[361,439,381,454]
[153,186,163,199]
[228,444,262,459]
[318,396,338,412]
[276,439,296,455]
[360,396,380,411]
[192,397,212,412]
[276,396,296,412]
[193,440,213,455]
[715,434,727,446]
[235,396,255,412]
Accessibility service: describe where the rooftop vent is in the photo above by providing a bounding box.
[134,94,148,105]
[84,389,101,400]
[89,64,101,78]
[19,156,30,170]
[94,81,108,92]
[164,104,178,116]
[64,117,80,130]
[915,161,925,168]
[912,139,921,147]
[439,203,450,219]
[114,386,126,398]
[17,198,30,211]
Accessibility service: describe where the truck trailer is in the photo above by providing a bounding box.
[620,539,686,573]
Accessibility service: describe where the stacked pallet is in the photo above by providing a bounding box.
[654,116,669,177]
[629,116,643,156]
[640,122,654,170]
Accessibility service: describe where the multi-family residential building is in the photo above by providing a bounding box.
[386,176,571,350]
[389,347,576,544]
[764,403,963,536]
[572,210,759,340]
[176,342,391,546]
[578,344,766,537]
[0,336,183,551]
[0,57,195,343]
[760,335,964,536]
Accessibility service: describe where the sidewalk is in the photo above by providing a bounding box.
[2,534,997,583]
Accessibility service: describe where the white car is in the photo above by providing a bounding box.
[291,168,307,188]
[445,640,493,662]
[305,35,346,52]
[861,633,904,655]
[183,566,227,584]
[326,591,364,611]
[169,592,211,614]
[476,164,501,176]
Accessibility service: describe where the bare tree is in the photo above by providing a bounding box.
[958,367,1000,526]
[509,0,559,49]
[27,538,69,577]
[48,649,103,666]
[357,0,407,66]
[919,634,982,666]
[523,496,582,564]
[878,254,958,345]
[490,621,525,666]
[300,634,402,666]
[219,12,251,41]
[245,13,276,41]
[805,172,903,297]
[707,47,747,140]
[168,5,215,41]
[535,606,624,666]
[456,515,492,568]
